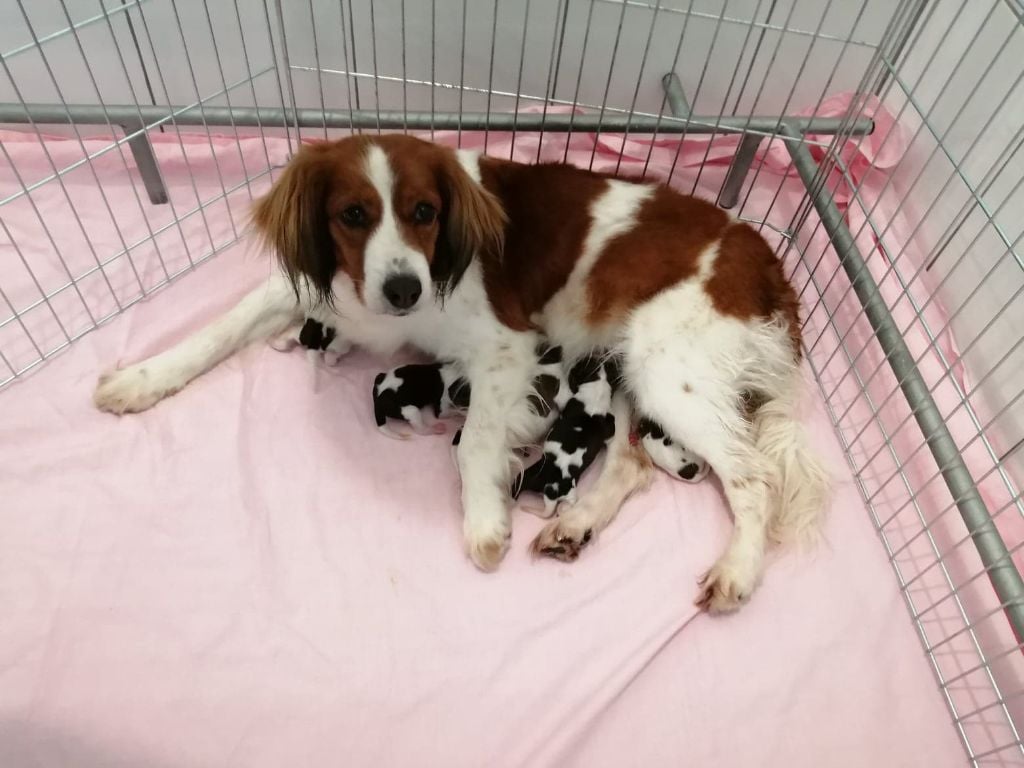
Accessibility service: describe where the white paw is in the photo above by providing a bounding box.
[323,340,353,366]
[93,364,181,414]
[464,511,512,572]
[268,327,301,352]
[378,424,412,440]
[695,555,761,613]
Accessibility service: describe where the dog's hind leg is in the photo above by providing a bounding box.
[94,273,302,414]
[621,318,782,613]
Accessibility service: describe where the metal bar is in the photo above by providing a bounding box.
[783,127,1024,645]
[0,166,275,331]
[690,0,769,195]
[562,0,598,164]
[587,0,631,171]
[272,0,301,145]
[482,0,499,155]
[338,0,357,135]
[641,0,695,179]
[535,0,566,163]
[119,120,168,204]
[1,0,146,59]
[456,0,467,147]
[0,233,247,394]
[591,0,881,48]
[0,102,874,135]
[509,0,532,159]
[307,0,329,140]
[717,133,761,209]
[798,234,1013,762]
[661,73,690,117]
[261,0,293,151]
[872,0,930,95]
[613,0,664,175]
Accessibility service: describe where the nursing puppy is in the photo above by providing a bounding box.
[637,417,710,483]
[94,135,828,612]
[372,361,466,439]
[511,355,617,517]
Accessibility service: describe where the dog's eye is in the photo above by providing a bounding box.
[340,205,367,227]
[412,202,437,224]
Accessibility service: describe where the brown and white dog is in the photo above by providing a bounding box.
[93,135,829,612]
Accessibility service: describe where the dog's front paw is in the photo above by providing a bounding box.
[464,513,511,572]
[530,517,593,562]
[93,364,179,414]
[695,556,760,613]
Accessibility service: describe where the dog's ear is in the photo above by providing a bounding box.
[251,146,336,304]
[432,151,506,296]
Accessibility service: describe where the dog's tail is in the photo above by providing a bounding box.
[754,368,831,547]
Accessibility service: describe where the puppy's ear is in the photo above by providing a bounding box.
[251,145,336,304]
[432,150,506,296]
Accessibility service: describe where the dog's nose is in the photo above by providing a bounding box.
[383,274,422,311]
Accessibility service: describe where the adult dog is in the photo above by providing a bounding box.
[94,135,828,612]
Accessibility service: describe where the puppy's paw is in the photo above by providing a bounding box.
[323,339,353,366]
[516,499,558,519]
[464,514,512,572]
[695,556,759,614]
[93,364,180,414]
[377,425,412,441]
[530,518,593,562]
[268,326,301,352]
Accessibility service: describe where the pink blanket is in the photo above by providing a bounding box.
[0,100,992,766]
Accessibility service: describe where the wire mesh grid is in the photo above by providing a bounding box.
[1,0,1022,763]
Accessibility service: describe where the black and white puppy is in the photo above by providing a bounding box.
[373,361,467,439]
[511,355,618,517]
[636,417,710,483]
[377,342,566,446]
[270,317,352,365]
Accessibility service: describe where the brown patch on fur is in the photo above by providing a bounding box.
[250,135,504,306]
[683,382,693,393]
[705,222,802,357]
[477,158,608,330]
[586,187,730,324]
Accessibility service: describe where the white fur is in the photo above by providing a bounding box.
[362,145,432,317]
[438,362,468,417]
[615,245,827,611]
[573,364,613,416]
[641,432,710,484]
[536,180,655,358]
[93,274,301,414]
[375,368,403,395]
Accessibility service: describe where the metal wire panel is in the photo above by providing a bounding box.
[788,2,1024,762]
[1,1,1022,764]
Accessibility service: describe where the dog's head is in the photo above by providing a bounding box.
[252,135,505,316]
